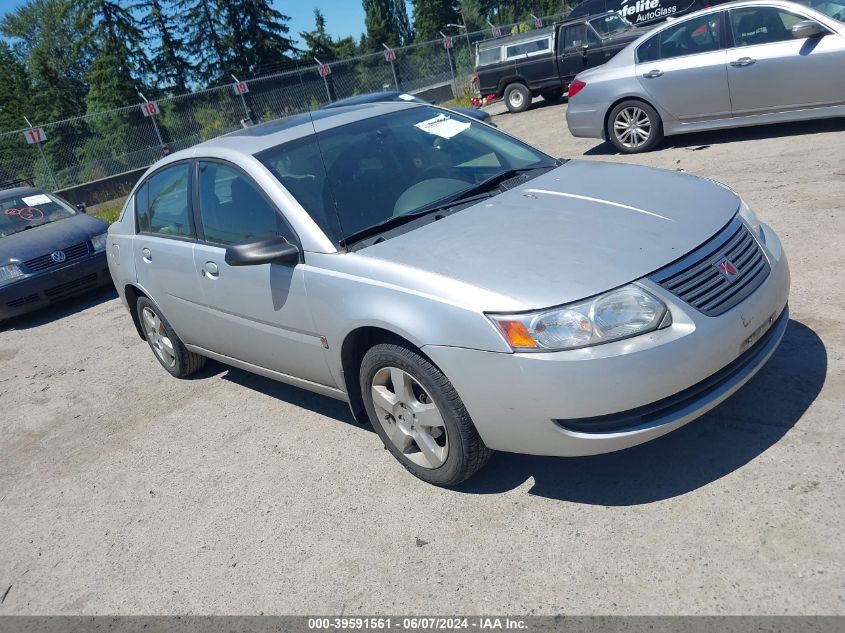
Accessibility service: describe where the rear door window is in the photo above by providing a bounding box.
[137,163,194,238]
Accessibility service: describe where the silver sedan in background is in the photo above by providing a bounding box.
[108,103,789,486]
[566,0,845,152]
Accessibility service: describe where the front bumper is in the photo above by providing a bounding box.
[423,223,790,456]
[0,252,111,321]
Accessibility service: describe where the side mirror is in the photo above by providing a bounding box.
[792,20,824,38]
[224,236,300,266]
[76,203,87,213]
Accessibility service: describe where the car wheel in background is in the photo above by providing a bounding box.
[136,296,205,378]
[360,342,493,486]
[607,100,663,153]
[504,83,532,113]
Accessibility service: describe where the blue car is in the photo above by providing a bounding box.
[324,91,495,125]
[0,185,112,323]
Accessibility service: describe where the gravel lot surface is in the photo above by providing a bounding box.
[1,99,843,615]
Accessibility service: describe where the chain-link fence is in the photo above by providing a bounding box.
[0,10,569,195]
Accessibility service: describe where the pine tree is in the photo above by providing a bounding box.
[177,0,228,84]
[0,0,88,121]
[0,42,32,133]
[411,0,460,42]
[222,0,296,77]
[139,0,191,94]
[78,0,147,112]
[362,0,413,50]
[300,9,336,62]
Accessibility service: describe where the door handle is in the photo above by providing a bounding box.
[730,57,756,67]
[643,69,664,78]
[141,247,151,263]
[201,261,219,279]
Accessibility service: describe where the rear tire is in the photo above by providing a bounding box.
[504,83,531,113]
[136,296,205,378]
[607,100,663,153]
[360,342,493,487]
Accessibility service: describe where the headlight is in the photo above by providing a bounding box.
[0,263,24,286]
[489,284,670,352]
[738,200,765,244]
[90,232,108,252]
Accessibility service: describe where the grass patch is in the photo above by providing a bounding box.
[89,199,126,224]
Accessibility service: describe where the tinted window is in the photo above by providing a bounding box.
[638,13,721,61]
[731,7,806,46]
[505,37,551,58]
[198,162,290,245]
[138,164,193,238]
[564,24,588,49]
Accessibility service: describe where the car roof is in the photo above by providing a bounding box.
[478,25,555,50]
[158,101,425,163]
[326,91,406,107]
[0,186,43,201]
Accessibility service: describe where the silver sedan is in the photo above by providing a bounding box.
[108,103,789,486]
[566,0,845,152]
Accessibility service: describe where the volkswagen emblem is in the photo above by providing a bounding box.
[715,257,738,282]
[50,250,66,263]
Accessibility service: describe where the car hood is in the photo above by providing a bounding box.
[360,160,740,310]
[0,213,108,265]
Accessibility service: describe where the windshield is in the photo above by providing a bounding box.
[258,106,555,246]
[791,0,845,21]
[0,191,77,238]
[588,13,632,36]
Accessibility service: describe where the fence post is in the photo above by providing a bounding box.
[440,32,457,99]
[314,57,333,103]
[23,117,59,191]
[382,44,399,90]
[231,74,251,124]
[139,93,166,154]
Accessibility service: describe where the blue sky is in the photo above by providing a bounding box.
[0,1,373,44]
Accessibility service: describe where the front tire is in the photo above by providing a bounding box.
[360,343,493,486]
[136,296,205,378]
[504,83,531,113]
[607,100,663,153]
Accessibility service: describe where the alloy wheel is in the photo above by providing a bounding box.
[371,366,449,469]
[613,106,652,149]
[141,306,176,368]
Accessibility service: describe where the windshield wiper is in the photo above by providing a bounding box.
[342,164,557,247]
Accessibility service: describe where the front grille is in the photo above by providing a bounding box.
[23,242,90,273]
[44,273,98,302]
[651,218,770,317]
[6,293,39,308]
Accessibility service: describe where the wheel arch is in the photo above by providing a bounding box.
[603,95,661,140]
[497,76,528,96]
[339,325,439,426]
[124,284,148,341]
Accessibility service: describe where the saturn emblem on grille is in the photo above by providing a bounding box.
[50,250,66,263]
[715,257,738,282]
